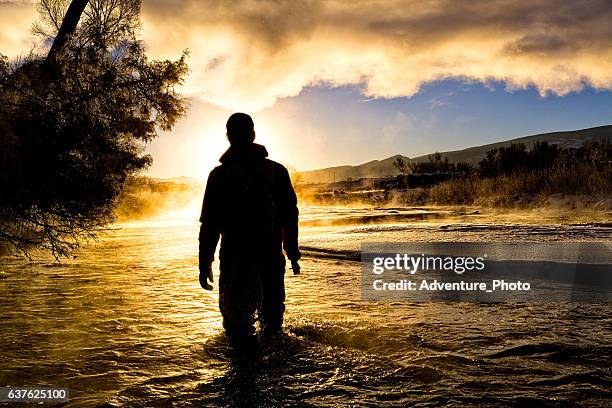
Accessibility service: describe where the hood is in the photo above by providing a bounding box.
[219,143,268,164]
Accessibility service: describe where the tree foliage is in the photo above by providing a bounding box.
[0,0,188,258]
[397,153,473,178]
[392,157,407,175]
[409,153,455,174]
[478,141,610,178]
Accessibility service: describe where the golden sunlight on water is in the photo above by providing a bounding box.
[1,207,611,406]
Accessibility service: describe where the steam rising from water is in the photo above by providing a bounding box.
[115,178,204,222]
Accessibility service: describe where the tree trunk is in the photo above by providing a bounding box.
[46,0,89,63]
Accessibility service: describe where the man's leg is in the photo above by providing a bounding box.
[259,257,286,334]
[219,256,261,351]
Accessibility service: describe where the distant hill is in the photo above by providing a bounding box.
[298,125,612,184]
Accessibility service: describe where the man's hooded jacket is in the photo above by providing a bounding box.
[199,143,300,266]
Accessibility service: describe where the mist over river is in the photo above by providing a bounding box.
[1,206,611,407]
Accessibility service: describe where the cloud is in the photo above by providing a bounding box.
[0,1,36,57]
[3,1,612,110]
[140,0,612,110]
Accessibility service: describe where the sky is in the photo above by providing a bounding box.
[1,0,612,178]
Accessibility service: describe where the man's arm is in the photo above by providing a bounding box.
[277,165,301,264]
[199,169,221,289]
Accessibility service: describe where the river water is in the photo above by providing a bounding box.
[1,207,610,407]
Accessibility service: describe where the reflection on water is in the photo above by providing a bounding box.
[0,207,610,406]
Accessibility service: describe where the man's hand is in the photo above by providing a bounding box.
[290,259,301,275]
[199,261,214,290]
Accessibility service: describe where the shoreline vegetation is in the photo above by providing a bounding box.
[291,141,611,213]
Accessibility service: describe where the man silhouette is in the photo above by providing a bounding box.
[199,113,300,351]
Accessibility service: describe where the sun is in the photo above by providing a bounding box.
[251,113,298,170]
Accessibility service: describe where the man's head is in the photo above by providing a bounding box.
[226,112,255,146]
